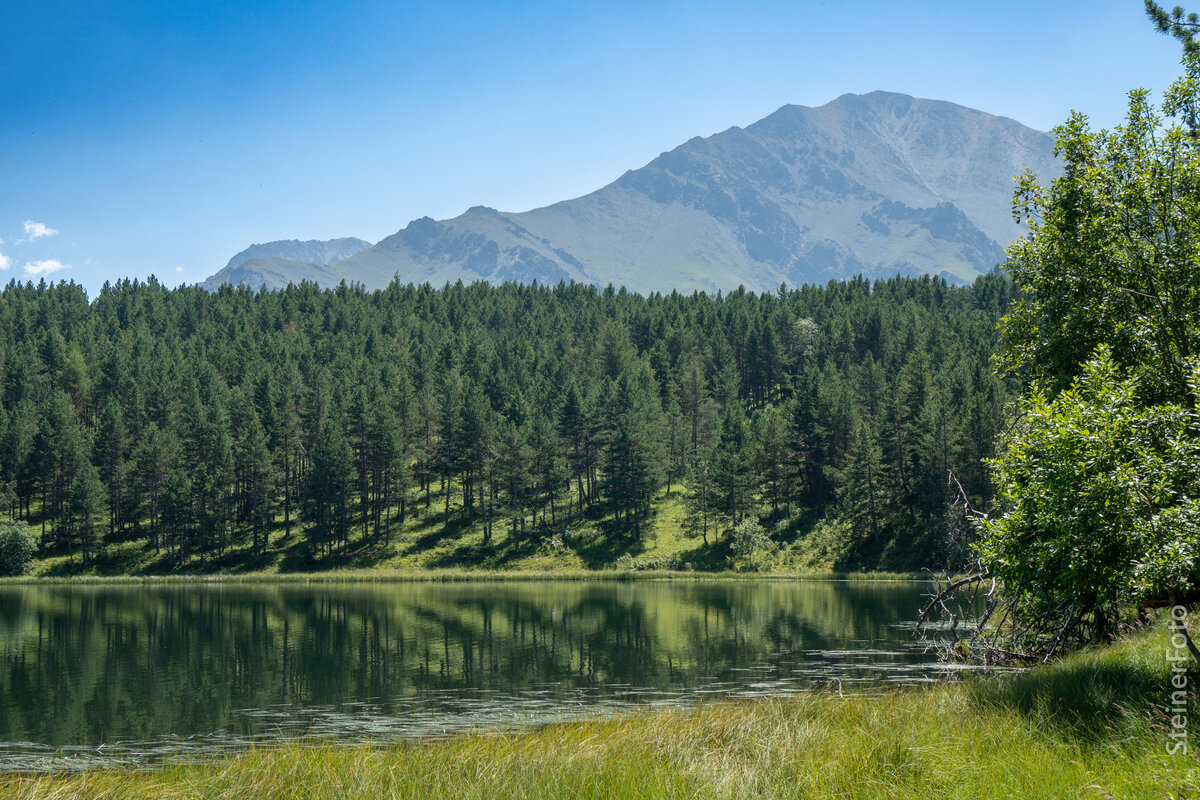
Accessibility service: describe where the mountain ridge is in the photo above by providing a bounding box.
[201,238,371,290]
[203,92,1059,294]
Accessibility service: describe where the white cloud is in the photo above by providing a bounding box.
[0,252,10,270]
[24,259,68,276]
[175,266,185,272]
[23,220,58,240]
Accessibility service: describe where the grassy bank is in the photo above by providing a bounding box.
[27,482,942,579]
[0,568,932,585]
[4,627,1195,799]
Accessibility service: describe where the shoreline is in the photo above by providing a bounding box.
[1,627,1191,798]
[0,569,936,586]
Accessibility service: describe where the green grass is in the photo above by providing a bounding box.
[21,485,932,581]
[4,626,1195,799]
[0,569,930,585]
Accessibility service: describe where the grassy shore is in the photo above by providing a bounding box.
[4,626,1195,799]
[0,568,932,585]
[26,484,940,579]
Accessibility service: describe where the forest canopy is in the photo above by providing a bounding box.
[0,274,1012,574]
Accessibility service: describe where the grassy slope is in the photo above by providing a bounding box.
[4,627,1195,798]
[31,487,689,577]
[32,486,861,578]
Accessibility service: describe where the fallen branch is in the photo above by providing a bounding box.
[916,573,987,631]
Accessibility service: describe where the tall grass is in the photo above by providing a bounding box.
[4,627,1195,799]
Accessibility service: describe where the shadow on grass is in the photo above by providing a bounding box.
[571,527,643,569]
[425,530,544,569]
[965,631,1194,745]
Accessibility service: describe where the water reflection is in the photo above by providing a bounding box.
[0,580,967,769]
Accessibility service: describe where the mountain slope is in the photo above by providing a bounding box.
[200,257,345,291]
[202,238,371,290]
[206,92,1059,294]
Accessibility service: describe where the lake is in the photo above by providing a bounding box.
[0,579,976,770]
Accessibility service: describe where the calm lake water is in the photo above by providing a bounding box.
[0,579,974,770]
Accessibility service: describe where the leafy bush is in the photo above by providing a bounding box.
[0,522,37,576]
[613,553,637,571]
[730,519,777,572]
[977,351,1200,629]
[792,518,856,570]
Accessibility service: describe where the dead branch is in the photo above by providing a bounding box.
[915,573,987,631]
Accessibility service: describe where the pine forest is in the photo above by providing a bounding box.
[0,273,1013,575]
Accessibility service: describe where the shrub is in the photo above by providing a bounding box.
[0,522,37,576]
[729,519,777,572]
[799,518,856,569]
[613,553,636,571]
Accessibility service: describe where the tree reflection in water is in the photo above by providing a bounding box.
[0,581,953,766]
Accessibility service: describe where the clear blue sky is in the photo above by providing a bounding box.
[0,0,1186,296]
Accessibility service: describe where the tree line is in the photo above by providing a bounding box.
[0,272,1013,572]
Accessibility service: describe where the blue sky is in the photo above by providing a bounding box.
[0,0,1186,296]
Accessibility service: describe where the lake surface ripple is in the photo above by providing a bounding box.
[0,580,985,770]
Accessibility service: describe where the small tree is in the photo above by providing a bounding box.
[0,521,37,576]
[958,53,1200,656]
[729,518,777,572]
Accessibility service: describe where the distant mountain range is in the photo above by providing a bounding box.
[201,238,371,291]
[201,91,1059,294]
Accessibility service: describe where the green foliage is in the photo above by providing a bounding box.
[1147,1,1200,53]
[838,418,890,547]
[0,273,1011,574]
[67,460,106,565]
[709,405,757,527]
[978,351,1200,623]
[1002,60,1200,403]
[792,518,857,570]
[0,521,36,576]
[729,518,777,572]
[984,53,1200,638]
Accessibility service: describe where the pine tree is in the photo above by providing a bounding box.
[93,399,130,537]
[603,364,666,536]
[67,459,106,566]
[131,423,180,554]
[1147,1,1200,52]
[754,405,790,514]
[838,417,890,548]
[306,413,354,556]
[161,467,193,563]
[710,404,757,529]
[237,412,275,556]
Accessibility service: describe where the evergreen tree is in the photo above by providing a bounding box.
[67,459,106,566]
[558,380,589,517]
[93,399,130,536]
[710,404,757,529]
[306,413,354,556]
[602,363,665,536]
[237,411,275,556]
[838,417,890,549]
[160,467,193,563]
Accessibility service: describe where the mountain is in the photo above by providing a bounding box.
[204,92,1059,294]
[201,237,371,291]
